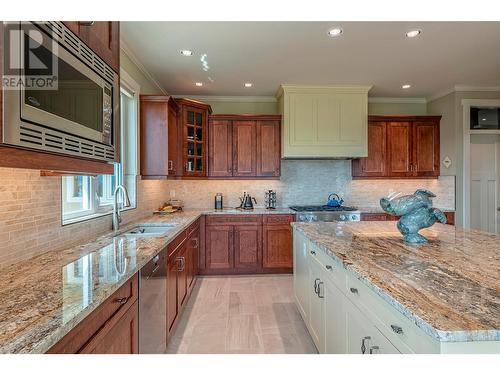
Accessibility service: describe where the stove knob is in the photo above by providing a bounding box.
[339,214,346,221]
[351,215,358,221]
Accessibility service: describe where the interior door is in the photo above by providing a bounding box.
[470,134,499,234]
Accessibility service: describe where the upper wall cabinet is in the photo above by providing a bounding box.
[139,95,178,178]
[208,115,281,179]
[277,85,371,158]
[351,115,441,179]
[62,22,120,72]
[175,98,212,178]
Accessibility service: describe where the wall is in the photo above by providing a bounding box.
[368,102,427,115]
[0,49,167,269]
[427,90,500,225]
[165,160,455,211]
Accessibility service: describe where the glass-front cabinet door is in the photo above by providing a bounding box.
[176,98,212,178]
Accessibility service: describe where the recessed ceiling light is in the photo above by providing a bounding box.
[402,84,411,89]
[405,30,421,38]
[328,28,343,37]
[180,50,193,56]
[195,82,203,87]
[244,83,253,88]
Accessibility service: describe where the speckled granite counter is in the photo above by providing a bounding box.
[292,221,499,342]
[358,206,455,214]
[0,208,293,353]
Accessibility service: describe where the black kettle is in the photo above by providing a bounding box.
[239,192,257,210]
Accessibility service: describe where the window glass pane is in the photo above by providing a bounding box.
[62,176,92,219]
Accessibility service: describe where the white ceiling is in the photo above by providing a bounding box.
[121,22,500,98]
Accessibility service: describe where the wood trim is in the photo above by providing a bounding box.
[209,114,281,121]
[0,146,114,174]
[0,24,3,142]
[368,115,442,122]
[174,98,212,114]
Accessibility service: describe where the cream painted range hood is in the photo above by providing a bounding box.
[277,85,372,159]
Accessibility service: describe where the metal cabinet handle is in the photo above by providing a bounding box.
[317,281,324,298]
[314,278,320,294]
[391,324,403,335]
[369,345,380,354]
[168,160,173,171]
[176,257,185,271]
[310,250,316,255]
[350,287,358,294]
[361,336,371,354]
[116,297,129,305]
[325,265,333,270]
[192,238,199,248]
[79,21,95,26]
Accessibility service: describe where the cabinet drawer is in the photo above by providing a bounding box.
[360,213,387,221]
[187,218,200,236]
[308,244,346,292]
[168,230,187,257]
[345,273,439,353]
[206,214,262,226]
[47,274,138,353]
[263,214,295,225]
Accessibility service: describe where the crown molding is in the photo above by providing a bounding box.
[120,38,167,95]
[171,95,277,103]
[368,97,426,104]
[427,85,500,102]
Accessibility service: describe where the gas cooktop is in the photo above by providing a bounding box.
[289,205,361,222]
[289,205,358,212]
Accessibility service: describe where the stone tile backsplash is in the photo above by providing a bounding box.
[0,160,455,268]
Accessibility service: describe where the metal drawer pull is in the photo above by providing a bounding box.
[310,250,316,255]
[116,297,129,305]
[317,281,324,298]
[325,265,333,270]
[369,345,380,354]
[79,21,95,26]
[350,287,358,294]
[391,324,403,334]
[361,336,371,354]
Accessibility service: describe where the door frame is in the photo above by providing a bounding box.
[462,99,500,229]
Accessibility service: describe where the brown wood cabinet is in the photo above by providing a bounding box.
[203,214,292,275]
[176,98,212,178]
[140,95,179,178]
[352,116,441,179]
[209,115,281,179]
[62,21,120,72]
[262,215,294,271]
[166,219,200,335]
[361,211,455,225]
[47,274,138,354]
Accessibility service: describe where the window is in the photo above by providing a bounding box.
[62,71,140,224]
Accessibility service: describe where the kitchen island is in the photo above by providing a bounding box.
[293,221,500,354]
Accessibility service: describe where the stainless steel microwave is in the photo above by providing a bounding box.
[2,21,119,162]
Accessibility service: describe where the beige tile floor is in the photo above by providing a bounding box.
[166,275,318,354]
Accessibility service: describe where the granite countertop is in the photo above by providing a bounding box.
[292,221,499,342]
[357,206,455,214]
[0,208,294,353]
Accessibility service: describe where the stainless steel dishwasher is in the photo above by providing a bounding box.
[139,249,167,354]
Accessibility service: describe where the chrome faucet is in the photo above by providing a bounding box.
[113,184,131,232]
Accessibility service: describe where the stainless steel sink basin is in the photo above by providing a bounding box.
[121,224,176,237]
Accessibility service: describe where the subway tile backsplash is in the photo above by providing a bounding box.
[0,160,455,268]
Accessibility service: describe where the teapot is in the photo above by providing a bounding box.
[327,193,344,207]
[239,192,257,210]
